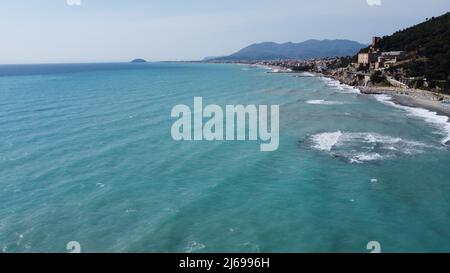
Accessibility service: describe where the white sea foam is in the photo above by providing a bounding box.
[185,241,206,253]
[309,131,430,163]
[311,131,342,151]
[305,99,344,105]
[349,87,362,94]
[321,77,344,90]
[254,64,272,70]
[373,94,396,106]
[320,77,361,94]
[374,94,450,145]
[352,153,384,163]
[299,72,315,77]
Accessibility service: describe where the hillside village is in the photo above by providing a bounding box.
[327,37,418,88]
[216,13,450,96]
[239,32,448,98]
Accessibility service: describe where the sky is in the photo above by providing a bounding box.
[0,0,448,64]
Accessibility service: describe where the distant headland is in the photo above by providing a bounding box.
[130,58,147,63]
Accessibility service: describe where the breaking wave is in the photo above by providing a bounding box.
[305,99,344,105]
[311,131,343,151]
[374,94,450,145]
[307,131,431,163]
[299,72,315,77]
[320,77,361,94]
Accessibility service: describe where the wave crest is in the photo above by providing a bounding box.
[305,99,344,105]
[374,94,450,145]
[320,77,361,94]
[307,131,431,163]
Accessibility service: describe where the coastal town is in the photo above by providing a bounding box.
[214,35,450,113]
[223,36,448,95]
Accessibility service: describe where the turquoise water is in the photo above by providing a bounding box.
[1,62,450,253]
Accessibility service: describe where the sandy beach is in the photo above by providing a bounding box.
[358,86,450,118]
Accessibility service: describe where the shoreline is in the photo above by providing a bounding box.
[315,69,450,119]
[220,62,450,120]
[358,86,450,118]
[315,74,450,146]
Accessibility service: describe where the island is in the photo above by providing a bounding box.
[130,58,147,63]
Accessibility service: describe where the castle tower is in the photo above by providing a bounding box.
[371,36,381,52]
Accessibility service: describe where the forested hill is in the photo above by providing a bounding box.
[377,12,450,80]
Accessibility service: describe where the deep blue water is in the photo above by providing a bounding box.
[1,62,450,252]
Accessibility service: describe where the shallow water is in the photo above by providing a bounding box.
[0,62,449,252]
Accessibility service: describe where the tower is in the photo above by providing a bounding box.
[371,37,381,52]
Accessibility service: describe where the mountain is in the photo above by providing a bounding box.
[202,56,224,61]
[212,39,367,61]
[374,12,450,80]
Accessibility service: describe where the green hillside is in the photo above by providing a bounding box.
[378,12,450,81]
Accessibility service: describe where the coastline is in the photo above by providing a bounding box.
[225,62,450,120]
[313,68,450,119]
[315,73,450,146]
[358,86,450,118]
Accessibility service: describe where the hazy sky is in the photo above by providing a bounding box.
[0,0,448,63]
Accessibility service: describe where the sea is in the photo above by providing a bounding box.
[0,62,450,252]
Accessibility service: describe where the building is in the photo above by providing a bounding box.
[357,37,405,69]
[381,51,406,59]
[358,53,369,65]
[374,51,406,69]
[358,52,380,66]
[357,36,382,67]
